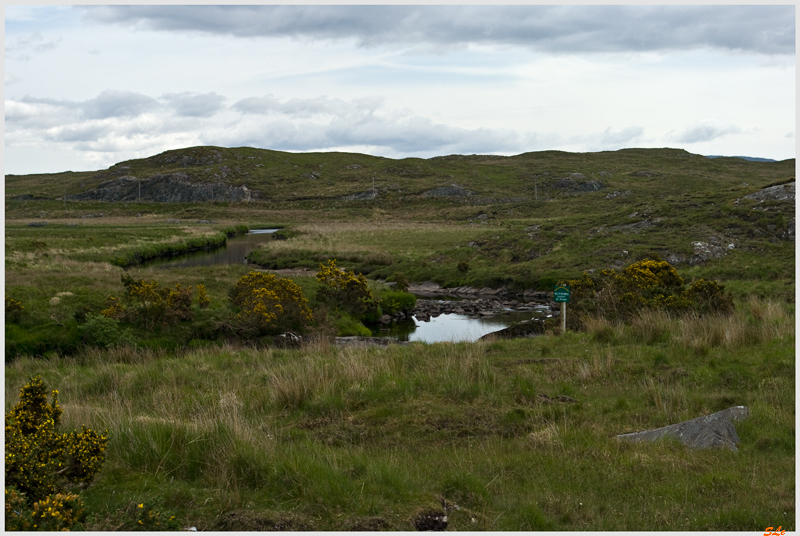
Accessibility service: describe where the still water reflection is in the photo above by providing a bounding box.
[145,229,278,269]
[372,309,545,343]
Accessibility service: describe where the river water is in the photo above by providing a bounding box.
[144,229,545,342]
[144,228,278,269]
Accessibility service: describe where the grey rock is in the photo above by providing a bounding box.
[744,182,795,203]
[27,221,48,227]
[616,406,749,451]
[423,184,472,197]
[67,174,258,203]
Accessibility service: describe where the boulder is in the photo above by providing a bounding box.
[616,406,749,451]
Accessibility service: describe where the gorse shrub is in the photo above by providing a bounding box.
[563,259,733,326]
[196,284,211,308]
[5,376,108,530]
[131,501,181,531]
[6,296,24,322]
[102,274,194,329]
[5,487,85,531]
[316,259,377,319]
[231,271,312,334]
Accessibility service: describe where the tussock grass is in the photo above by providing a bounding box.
[5,304,793,530]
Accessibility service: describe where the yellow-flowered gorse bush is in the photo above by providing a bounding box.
[562,258,733,326]
[196,284,211,308]
[131,501,181,531]
[316,259,378,319]
[101,273,194,329]
[5,487,85,531]
[230,271,312,334]
[6,296,24,322]
[5,376,108,531]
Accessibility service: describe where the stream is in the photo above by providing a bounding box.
[142,228,545,342]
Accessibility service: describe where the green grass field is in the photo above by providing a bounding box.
[5,303,794,530]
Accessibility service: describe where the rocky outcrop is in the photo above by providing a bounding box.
[408,282,551,302]
[412,297,553,323]
[616,406,749,451]
[477,318,549,340]
[422,184,472,197]
[744,181,795,202]
[66,174,258,203]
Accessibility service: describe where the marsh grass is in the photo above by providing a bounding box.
[5,302,793,530]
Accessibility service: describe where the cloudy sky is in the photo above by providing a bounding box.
[4,5,796,175]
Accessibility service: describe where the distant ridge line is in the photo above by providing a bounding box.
[705,155,778,162]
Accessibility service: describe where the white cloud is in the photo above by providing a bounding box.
[669,120,742,144]
[162,92,226,118]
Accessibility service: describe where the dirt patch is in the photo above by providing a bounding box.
[413,508,448,531]
[213,511,310,531]
[347,516,391,531]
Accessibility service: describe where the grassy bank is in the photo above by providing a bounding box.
[5,302,794,531]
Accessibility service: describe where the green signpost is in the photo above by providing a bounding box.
[553,285,570,333]
[553,285,571,303]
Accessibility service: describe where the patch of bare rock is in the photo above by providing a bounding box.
[616,406,749,451]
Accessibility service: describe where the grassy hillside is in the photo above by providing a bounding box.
[6,147,795,300]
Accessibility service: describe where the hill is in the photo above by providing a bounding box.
[6,146,795,295]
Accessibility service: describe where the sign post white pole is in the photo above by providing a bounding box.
[553,285,570,335]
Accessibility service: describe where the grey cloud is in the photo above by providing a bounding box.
[161,92,226,118]
[671,120,741,144]
[80,5,794,54]
[82,90,161,119]
[212,109,525,156]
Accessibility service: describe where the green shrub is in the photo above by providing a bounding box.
[78,313,136,349]
[387,272,410,292]
[333,313,372,337]
[380,290,417,315]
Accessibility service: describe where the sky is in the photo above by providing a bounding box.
[4,4,796,175]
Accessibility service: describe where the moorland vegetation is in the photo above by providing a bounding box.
[5,146,794,530]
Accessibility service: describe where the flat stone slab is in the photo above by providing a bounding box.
[616,406,749,451]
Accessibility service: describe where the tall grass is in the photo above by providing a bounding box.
[4,301,794,531]
[583,298,794,353]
